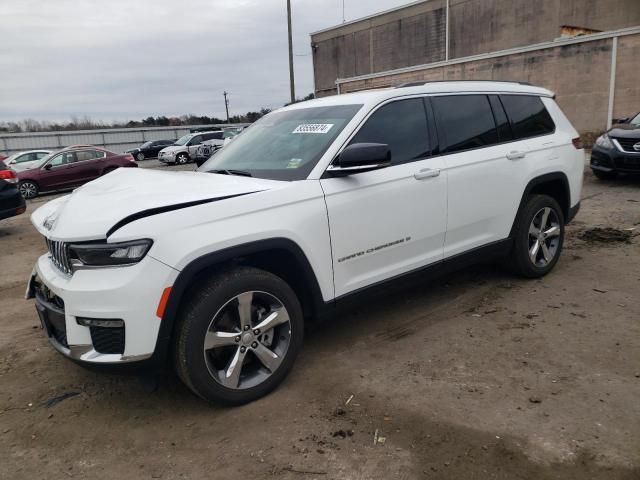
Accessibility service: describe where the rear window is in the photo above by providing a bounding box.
[432,95,499,154]
[500,95,555,139]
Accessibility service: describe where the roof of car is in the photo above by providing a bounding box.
[282,81,554,112]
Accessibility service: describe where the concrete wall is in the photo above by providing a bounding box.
[312,0,640,95]
[337,32,640,138]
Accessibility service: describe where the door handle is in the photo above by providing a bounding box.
[414,168,441,180]
[506,151,526,160]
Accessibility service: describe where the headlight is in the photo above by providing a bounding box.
[68,239,153,267]
[595,134,613,149]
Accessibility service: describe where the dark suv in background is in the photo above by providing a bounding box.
[591,112,640,179]
[17,145,137,199]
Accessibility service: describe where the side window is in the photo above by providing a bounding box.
[349,98,430,165]
[75,150,104,161]
[49,152,76,166]
[432,95,499,154]
[500,95,555,139]
[488,95,513,142]
[190,135,203,145]
[36,152,49,160]
[15,153,32,163]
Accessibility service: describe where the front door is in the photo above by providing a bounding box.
[40,151,78,190]
[320,97,448,297]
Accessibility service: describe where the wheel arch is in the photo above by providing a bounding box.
[152,238,327,365]
[509,172,571,237]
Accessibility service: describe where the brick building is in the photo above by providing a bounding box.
[310,0,640,138]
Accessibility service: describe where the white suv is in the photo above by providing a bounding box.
[27,82,584,405]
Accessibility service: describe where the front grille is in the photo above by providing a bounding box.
[614,156,640,171]
[612,137,640,153]
[90,326,125,354]
[45,238,72,275]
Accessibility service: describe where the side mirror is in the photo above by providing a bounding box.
[44,163,52,170]
[328,143,391,175]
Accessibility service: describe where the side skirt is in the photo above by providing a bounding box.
[317,238,513,319]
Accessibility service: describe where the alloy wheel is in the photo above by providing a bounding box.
[177,154,188,164]
[136,152,144,161]
[528,207,561,267]
[203,291,292,390]
[19,182,37,199]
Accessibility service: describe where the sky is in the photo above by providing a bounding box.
[0,0,412,123]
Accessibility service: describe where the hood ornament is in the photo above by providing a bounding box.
[633,142,640,152]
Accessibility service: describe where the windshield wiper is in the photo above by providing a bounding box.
[210,169,252,177]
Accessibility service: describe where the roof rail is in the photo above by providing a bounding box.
[394,80,532,88]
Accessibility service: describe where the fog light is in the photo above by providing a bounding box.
[77,318,124,328]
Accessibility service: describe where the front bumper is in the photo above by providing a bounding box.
[27,252,179,366]
[157,152,175,164]
[591,145,640,173]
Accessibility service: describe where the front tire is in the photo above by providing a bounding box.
[176,153,189,165]
[174,267,304,405]
[136,152,145,161]
[591,168,617,180]
[506,194,565,278]
[19,180,39,199]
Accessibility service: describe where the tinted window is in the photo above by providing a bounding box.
[349,98,430,165]
[500,95,555,139]
[189,135,203,145]
[432,95,499,154]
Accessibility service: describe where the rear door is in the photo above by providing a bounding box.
[71,149,106,183]
[433,93,556,258]
[187,135,203,157]
[321,97,447,297]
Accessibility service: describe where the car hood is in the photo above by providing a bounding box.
[31,167,285,241]
[608,124,640,139]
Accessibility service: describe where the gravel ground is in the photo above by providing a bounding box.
[0,167,639,479]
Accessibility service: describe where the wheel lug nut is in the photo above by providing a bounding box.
[253,329,260,335]
[240,346,246,353]
[251,341,258,348]
[244,325,250,331]
[235,336,240,342]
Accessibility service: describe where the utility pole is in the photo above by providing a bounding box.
[287,0,295,103]
[223,91,230,123]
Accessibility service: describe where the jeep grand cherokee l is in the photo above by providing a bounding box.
[27,81,583,405]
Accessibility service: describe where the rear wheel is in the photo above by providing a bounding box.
[18,180,39,199]
[174,267,304,405]
[591,168,617,180]
[506,194,565,278]
[176,153,189,165]
[136,152,145,161]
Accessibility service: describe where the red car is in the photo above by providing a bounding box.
[17,145,137,199]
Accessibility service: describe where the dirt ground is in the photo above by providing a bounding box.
[1,168,639,480]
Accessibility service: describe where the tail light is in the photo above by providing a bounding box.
[124,154,135,162]
[0,169,17,183]
[572,137,584,149]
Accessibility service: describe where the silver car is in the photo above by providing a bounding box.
[5,150,52,172]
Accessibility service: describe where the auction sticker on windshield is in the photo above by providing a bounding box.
[292,123,334,134]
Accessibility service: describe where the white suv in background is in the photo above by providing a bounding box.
[27,82,584,405]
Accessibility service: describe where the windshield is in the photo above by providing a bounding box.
[199,104,362,180]
[631,113,640,126]
[174,134,193,146]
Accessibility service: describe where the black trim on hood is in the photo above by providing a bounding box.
[106,191,262,237]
